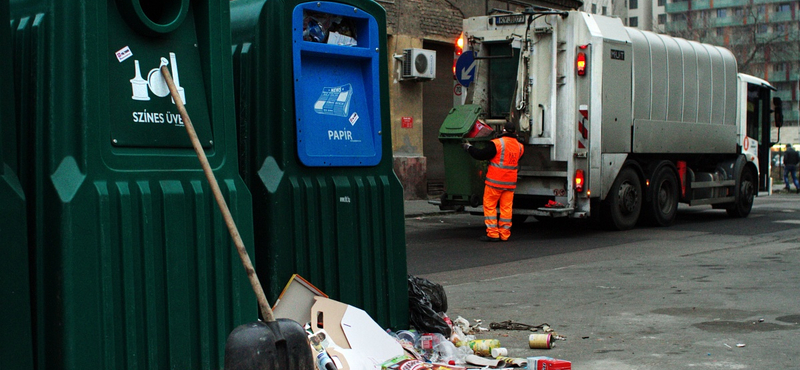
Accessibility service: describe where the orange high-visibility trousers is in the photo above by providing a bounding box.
[483,186,515,240]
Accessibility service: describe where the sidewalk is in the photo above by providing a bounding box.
[404,199,452,218]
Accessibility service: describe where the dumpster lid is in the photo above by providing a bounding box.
[438,104,483,139]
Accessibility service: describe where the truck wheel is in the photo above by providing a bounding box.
[642,166,679,226]
[726,166,755,218]
[601,167,642,231]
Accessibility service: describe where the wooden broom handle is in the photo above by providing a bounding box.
[161,66,275,322]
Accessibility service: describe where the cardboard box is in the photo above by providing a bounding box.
[273,274,327,325]
[311,297,404,368]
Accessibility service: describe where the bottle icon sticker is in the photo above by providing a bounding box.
[314,84,352,117]
[129,52,186,105]
[130,60,149,101]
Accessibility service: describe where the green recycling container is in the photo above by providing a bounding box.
[439,104,493,207]
[231,0,408,329]
[0,0,33,369]
[9,1,255,369]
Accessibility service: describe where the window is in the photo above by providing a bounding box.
[658,14,667,24]
[776,23,786,33]
[602,6,607,15]
[630,0,638,10]
[757,5,765,14]
[716,27,724,36]
[757,24,768,33]
[734,8,743,17]
[629,16,639,27]
[775,4,790,12]
[672,13,686,22]
[774,63,785,72]
[717,8,727,18]
[658,0,665,6]
[592,3,597,13]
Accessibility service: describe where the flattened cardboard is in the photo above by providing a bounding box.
[311,297,351,349]
[273,274,328,325]
[327,347,375,370]
[311,297,404,367]
[340,306,404,365]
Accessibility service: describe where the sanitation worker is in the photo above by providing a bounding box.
[462,121,525,242]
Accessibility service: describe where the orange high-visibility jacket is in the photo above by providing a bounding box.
[485,136,524,190]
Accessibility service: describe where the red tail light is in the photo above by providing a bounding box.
[576,52,587,76]
[575,169,585,192]
[454,34,464,79]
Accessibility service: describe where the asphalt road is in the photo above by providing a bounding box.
[405,193,800,369]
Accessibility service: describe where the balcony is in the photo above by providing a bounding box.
[783,109,800,122]
[708,17,745,27]
[772,52,800,63]
[713,0,743,7]
[768,72,800,83]
[772,90,793,101]
[769,11,795,23]
[692,0,711,10]
[665,20,689,32]
[753,0,788,5]
[666,1,689,13]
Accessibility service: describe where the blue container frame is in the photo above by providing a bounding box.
[292,2,382,167]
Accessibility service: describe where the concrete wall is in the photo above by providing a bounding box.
[383,0,462,199]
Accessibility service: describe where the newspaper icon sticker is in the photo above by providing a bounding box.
[314,84,353,117]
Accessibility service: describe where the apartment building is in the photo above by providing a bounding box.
[619,0,800,145]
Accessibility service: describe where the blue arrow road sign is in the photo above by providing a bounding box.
[455,51,477,87]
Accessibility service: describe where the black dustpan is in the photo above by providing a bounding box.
[225,320,314,370]
[161,66,313,370]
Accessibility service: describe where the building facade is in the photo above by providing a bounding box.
[383,0,582,199]
[619,0,800,147]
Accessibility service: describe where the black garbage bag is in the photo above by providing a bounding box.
[407,275,451,336]
[410,275,448,313]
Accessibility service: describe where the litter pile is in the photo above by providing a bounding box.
[269,274,571,370]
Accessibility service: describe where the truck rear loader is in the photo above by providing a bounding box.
[441,8,784,230]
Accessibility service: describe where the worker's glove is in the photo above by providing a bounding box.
[462,142,472,151]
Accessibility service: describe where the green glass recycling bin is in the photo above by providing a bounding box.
[8,1,255,369]
[231,0,408,329]
[0,0,33,368]
[438,104,493,208]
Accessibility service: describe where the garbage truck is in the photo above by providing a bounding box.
[440,8,783,230]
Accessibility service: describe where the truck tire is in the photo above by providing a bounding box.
[601,167,642,231]
[726,166,756,218]
[642,165,679,226]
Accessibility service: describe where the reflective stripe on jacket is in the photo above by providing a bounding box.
[485,136,524,190]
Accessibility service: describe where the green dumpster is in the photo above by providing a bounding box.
[0,0,33,368]
[439,104,494,208]
[231,0,408,330]
[9,1,255,368]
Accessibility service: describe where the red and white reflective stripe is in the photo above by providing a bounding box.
[578,105,589,149]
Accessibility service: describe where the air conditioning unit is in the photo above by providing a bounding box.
[401,48,436,80]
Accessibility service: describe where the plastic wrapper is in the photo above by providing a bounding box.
[431,339,468,365]
[303,11,358,45]
[408,275,452,336]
